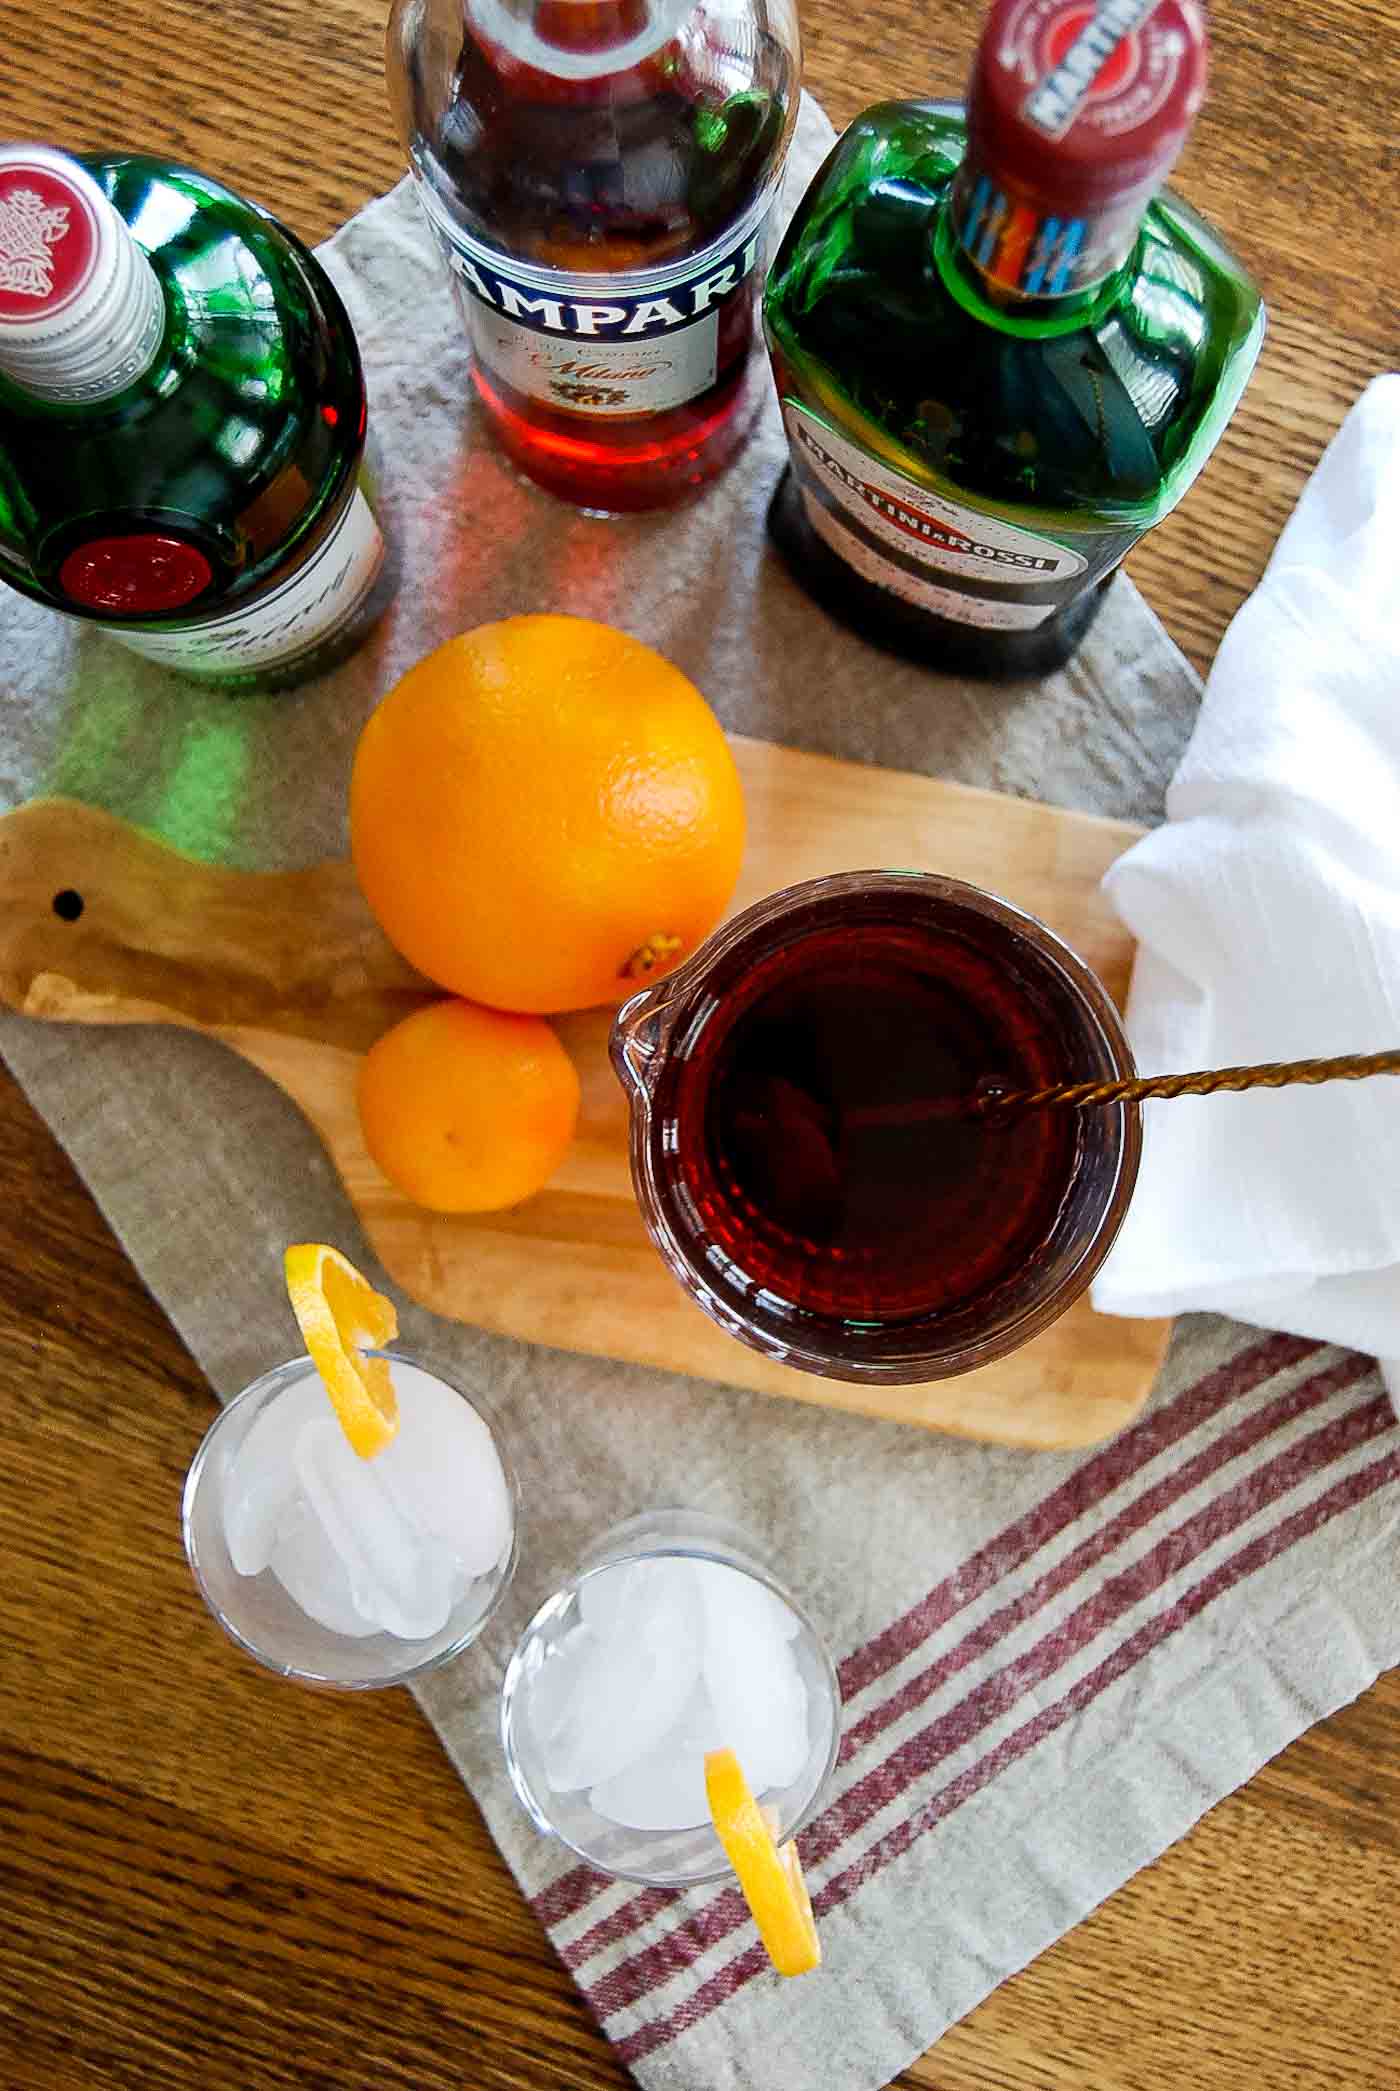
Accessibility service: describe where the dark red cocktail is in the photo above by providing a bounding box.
[612,872,1140,1383]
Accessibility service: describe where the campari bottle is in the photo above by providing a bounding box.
[763,0,1265,677]
[0,145,392,691]
[387,0,801,511]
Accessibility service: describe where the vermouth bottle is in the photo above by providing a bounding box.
[763,0,1265,677]
[387,0,800,511]
[0,145,392,691]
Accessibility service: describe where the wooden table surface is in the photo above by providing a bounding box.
[3,4,1398,2088]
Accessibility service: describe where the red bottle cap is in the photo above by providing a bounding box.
[967,0,1209,213]
[0,149,104,325]
[0,145,165,402]
[0,152,103,324]
[59,535,214,614]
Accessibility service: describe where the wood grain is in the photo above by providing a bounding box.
[0,776,1169,1447]
[2,3,1398,2088]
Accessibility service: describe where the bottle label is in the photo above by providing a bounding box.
[783,403,1083,628]
[952,164,1161,303]
[108,488,385,676]
[414,185,770,418]
[949,168,1146,298]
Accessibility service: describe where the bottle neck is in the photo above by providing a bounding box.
[0,150,166,405]
[938,150,1148,338]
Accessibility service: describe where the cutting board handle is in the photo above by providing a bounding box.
[0,796,432,1051]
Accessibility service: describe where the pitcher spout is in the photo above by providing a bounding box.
[609,981,678,1096]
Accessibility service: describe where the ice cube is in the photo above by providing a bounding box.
[590,1678,727,1832]
[691,1557,802,1642]
[697,1560,810,1795]
[293,1415,458,1641]
[222,1376,328,1577]
[269,1494,379,1639]
[526,1624,598,1747]
[578,1556,686,1639]
[374,1361,513,1578]
[542,1562,702,1793]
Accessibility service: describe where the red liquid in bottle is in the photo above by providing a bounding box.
[469,349,763,512]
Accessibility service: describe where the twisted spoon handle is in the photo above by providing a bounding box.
[981,1047,1400,1118]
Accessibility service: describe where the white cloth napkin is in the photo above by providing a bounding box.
[1091,376,1400,1403]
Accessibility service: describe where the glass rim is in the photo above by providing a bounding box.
[182,1347,521,1691]
[619,865,1134,1049]
[499,1532,842,1887]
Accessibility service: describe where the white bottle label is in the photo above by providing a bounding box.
[805,503,1057,629]
[784,403,1086,630]
[110,489,384,676]
[415,183,770,419]
[468,301,720,419]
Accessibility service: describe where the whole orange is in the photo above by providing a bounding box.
[357,998,580,1213]
[350,616,745,1013]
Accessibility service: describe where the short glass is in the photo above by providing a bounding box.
[183,1350,519,1690]
[612,870,1141,1384]
[500,1511,841,1886]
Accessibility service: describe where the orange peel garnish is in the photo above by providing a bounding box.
[283,1243,399,1459]
[704,1747,822,1977]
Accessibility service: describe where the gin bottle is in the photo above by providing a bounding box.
[0,145,391,691]
[388,0,801,511]
[763,0,1265,677]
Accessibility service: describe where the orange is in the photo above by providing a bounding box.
[284,1243,400,1459]
[357,997,580,1213]
[349,615,745,1013]
[704,1748,822,1978]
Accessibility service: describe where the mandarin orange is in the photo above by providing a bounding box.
[349,615,745,1013]
[357,998,580,1213]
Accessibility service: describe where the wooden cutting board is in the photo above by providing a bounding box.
[0,744,1170,1450]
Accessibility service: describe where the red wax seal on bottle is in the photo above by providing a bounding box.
[969,0,1208,210]
[0,156,102,323]
[58,535,214,614]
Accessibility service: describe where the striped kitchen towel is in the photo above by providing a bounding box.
[424,1324,1393,2085]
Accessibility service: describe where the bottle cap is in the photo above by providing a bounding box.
[967,0,1209,213]
[0,144,164,401]
[468,0,692,82]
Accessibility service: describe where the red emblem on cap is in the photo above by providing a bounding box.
[1039,3,1143,107]
[0,161,101,323]
[59,535,214,614]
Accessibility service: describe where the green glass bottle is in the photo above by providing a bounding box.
[763,0,1265,678]
[0,145,392,690]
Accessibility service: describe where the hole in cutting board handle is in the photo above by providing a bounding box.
[52,890,85,922]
